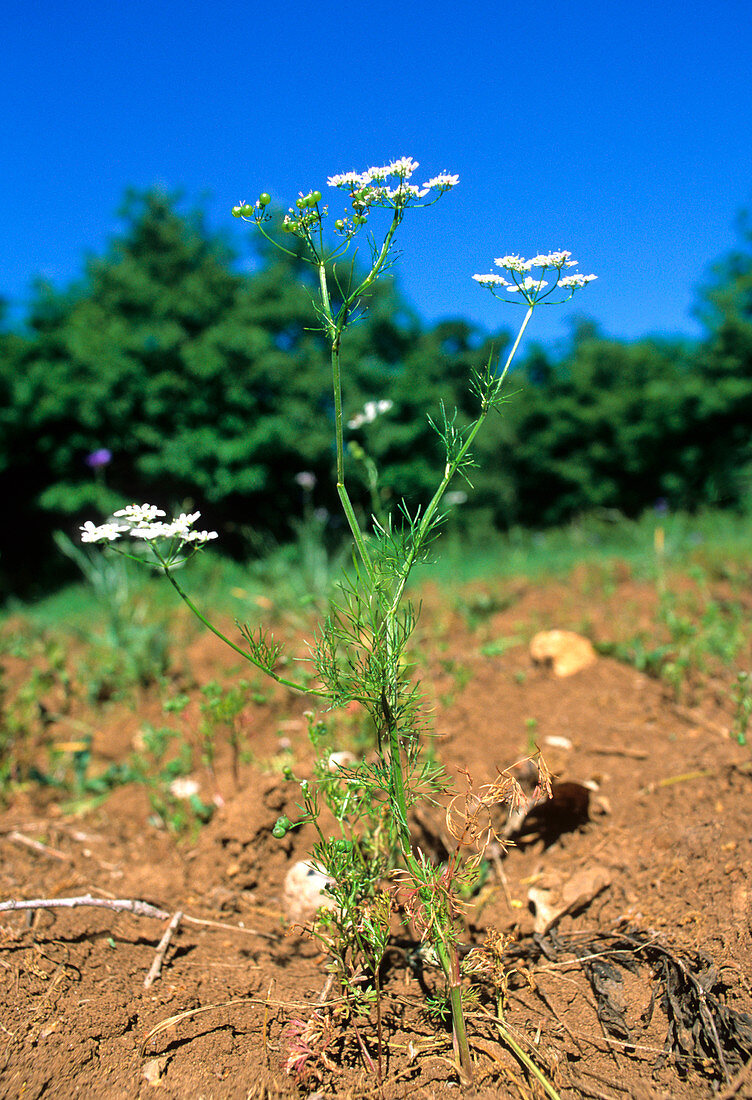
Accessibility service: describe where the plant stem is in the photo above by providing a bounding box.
[434,935,474,1085]
[160,566,325,696]
[387,305,535,619]
[494,998,561,1100]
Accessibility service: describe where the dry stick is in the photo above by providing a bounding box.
[0,894,169,920]
[586,746,649,760]
[144,910,183,989]
[6,831,69,862]
[0,895,276,940]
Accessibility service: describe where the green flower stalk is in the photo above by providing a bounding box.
[81,158,596,1088]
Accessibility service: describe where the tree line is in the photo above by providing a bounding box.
[2,191,751,598]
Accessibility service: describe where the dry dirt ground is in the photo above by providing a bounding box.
[1,568,751,1099]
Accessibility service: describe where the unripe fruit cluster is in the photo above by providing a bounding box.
[272,815,292,838]
[231,193,272,219]
[296,190,322,210]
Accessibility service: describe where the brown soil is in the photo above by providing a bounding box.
[2,569,752,1099]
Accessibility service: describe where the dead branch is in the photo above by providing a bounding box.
[0,894,276,940]
[144,910,182,989]
[7,831,70,862]
[0,894,169,920]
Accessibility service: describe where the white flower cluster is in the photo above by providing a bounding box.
[494,252,578,273]
[347,399,393,430]
[472,251,597,305]
[80,504,218,547]
[327,158,459,208]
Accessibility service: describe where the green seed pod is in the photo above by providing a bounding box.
[258,192,271,207]
[272,815,291,838]
[335,219,345,231]
[296,197,306,210]
[311,190,322,204]
[240,204,255,217]
[231,204,244,218]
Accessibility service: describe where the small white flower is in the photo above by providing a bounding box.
[113,503,166,524]
[166,512,201,535]
[362,164,391,182]
[506,276,548,294]
[80,520,129,543]
[472,273,510,287]
[183,530,219,543]
[327,170,366,189]
[494,255,528,273]
[423,172,459,191]
[129,523,171,540]
[557,273,598,288]
[527,251,574,269]
[388,156,419,178]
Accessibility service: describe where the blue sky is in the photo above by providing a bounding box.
[3,0,751,351]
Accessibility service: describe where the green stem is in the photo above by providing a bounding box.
[319,206,406,579]
[434,935,474,1084]
[387,305,535,619]
[377,305,537,1088]
[494,999,561,1100]
[160,566,325,697]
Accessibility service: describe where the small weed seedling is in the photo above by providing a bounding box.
[733,671,751,746]
[80,157,595,1086]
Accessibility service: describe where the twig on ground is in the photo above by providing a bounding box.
[587,746,648,760]
[6,832,70,862]
[0,894,276,940]
[0,894,169,919]
[144,910,182,989]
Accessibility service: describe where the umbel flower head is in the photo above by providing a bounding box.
[81,504,218,566]
[234,156,458,243]
[327,157,459,213]
[473,251,597,306]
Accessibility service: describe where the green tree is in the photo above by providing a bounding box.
[690,209,752,507]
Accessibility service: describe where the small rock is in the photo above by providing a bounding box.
[530,630,597,677]
[142,1056,168,1085]
[544,735,573,750]
[168,777,200,800]
[328,751,356,772]
[528,865,611,933]
[283,860,335,924]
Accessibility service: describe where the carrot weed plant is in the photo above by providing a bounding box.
[80,156,596,1087]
